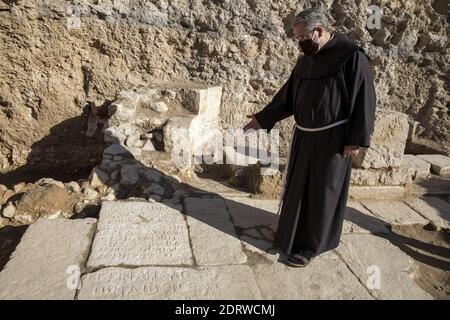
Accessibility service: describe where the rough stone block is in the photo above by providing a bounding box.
[401,154,431,179]
[350,167,414,186]
[353,109,409,169]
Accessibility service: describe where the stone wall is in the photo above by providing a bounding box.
[0,0,448,174]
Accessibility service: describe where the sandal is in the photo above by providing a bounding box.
[286,252,313,268]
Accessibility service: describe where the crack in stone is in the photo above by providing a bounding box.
[180,197,198,267]
[402,200,435,228]
[74,219,99,300]
[332,247,377,300]
[222,199,276,266]
[358,200,393,232]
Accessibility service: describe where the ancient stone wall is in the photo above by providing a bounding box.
[0,0,448,175]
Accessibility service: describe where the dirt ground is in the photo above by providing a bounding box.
[387,224,450,300]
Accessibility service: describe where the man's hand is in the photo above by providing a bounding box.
[343,145,360,158]
[243,114,262,133]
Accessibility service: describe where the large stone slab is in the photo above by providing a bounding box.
[336,234,433,299]
[353,109,409,169]
[251,251,372,299]
[360,199,429,226]
[78,265,262,299]
[401,154,431,179]
[417,154,450,177]
[343,201,389,234]
[86,201,193,269]
[184,197,247,265]
[403,196,450,229]
[0,218,97,300]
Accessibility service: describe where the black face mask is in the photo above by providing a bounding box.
[298,38,319,56]
[297,29,319,56]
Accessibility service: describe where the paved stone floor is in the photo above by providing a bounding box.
[1,193,449,300]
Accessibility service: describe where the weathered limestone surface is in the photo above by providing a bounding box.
[348,186,406,200]
[343,201,390,234]
[223,197,280,260]
[401,154,431,179]
[360,200,429,226]
[163,115,196,155]
[336,234,433,299]
[0,218,97,300]
[187,177,252,198]
[184,197,247,265]
[12,184,77,224]
[86,201,193,269]
[350,167,414,186]
[403,196,450,229]
[251,252,373,299]
[223,197,279,231]
[78,265,262,299]
[353,109,409,169]
[411,176,450,196]
[417,154,450,177]
[161,86,223,158]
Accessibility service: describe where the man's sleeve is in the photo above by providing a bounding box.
[253,67,296,133]
[343,50,377,148]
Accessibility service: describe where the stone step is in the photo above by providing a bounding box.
[403,196,450,230]
[349,186,407,200]
[417,154,450,177]
[401,154,431,179]
[187,177,252,198]
[0,218,97,300]
[411,175,450,196]
[359,200,430,226]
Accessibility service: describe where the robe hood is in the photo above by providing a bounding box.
[295,33,367,79]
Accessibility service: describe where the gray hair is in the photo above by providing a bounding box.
[291,8,331,31]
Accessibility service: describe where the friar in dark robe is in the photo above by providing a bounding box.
[243,8,376,267]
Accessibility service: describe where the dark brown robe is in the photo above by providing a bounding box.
[253,33,377,257]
